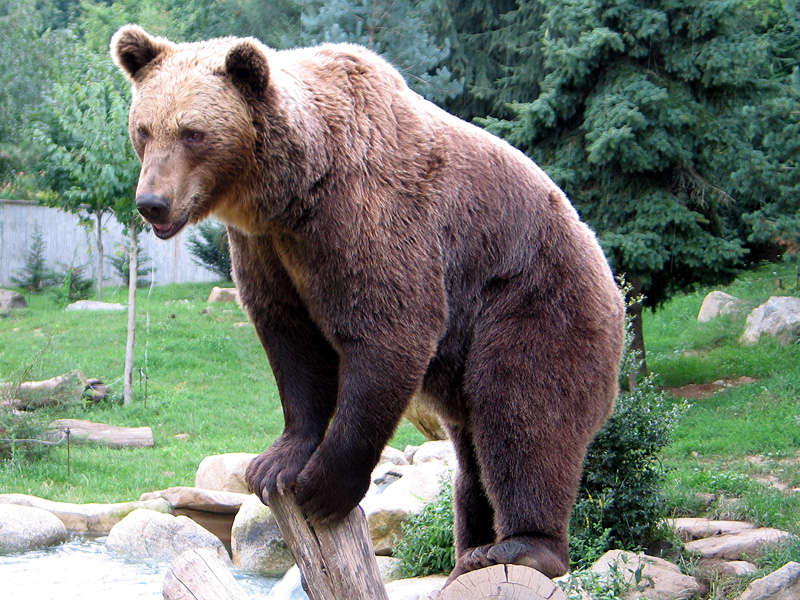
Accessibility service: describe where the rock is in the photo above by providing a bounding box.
[741,296,800,345]
[164,548,248,600]
[697,291,744,322]
[739,561,800,600]
[670,517,755,542]
[195,452,257,494]
[699,558,758,577]
[106,508,229,562]
[0,289,27,309]
[385,574,448,600]
[266,565,309,600]
[361,460,451,554]
[591,550,702,600]
[208,286,239,303]
[0,493,170,534]
[231,494,294,576]
[65,300,126,311]
[378,445,409,467]
[140,486,249,546]
[684,527,792,560]
[0,504,68,551]
[377,556,405,583]
[409,440,456,466]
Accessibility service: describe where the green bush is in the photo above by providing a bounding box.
[10,223,58,292]
[51,260,93,304]
[0,406,54,462]
[187,221,232,281]
[393,477,455,577]
[107,244,155,287]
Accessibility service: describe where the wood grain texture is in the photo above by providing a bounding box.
[426,564,568,600]
[163,548,247,600]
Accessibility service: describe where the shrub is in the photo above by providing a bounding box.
[11,223,57,292]
[393,477,456,577]
[107,243,155,287]
[51,260,93,304]
[0,406,53,462]
[187,221,232,280]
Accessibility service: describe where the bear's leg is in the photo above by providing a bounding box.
[455,298,618,580]
[245,321,340,505]
[293,345,430,523]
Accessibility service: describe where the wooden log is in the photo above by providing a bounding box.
[425,564,567,600]
[403,395,447,441]
[163,547,247,600]
[0,370,93,410]
[50,419,154,448]
[267,488,389,600]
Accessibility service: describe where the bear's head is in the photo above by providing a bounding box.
[111,25,272,238]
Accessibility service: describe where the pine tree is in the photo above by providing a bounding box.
[484,0,791,372]
[11,223,56,292]
[299,0,464,103]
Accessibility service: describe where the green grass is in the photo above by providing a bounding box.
[0,282,425,502]
[643,258,800,539]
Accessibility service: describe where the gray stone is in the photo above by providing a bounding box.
[231,494,294,576]
[207,286,239,303]
[698,291,744,322]
[591,550,702,600]
[409,441,455,466]
[0,492,170,534]
[0,289,27,310]
[385,574,449,600]
[195,452,257,494]
[106,508,229,562]
[139,486,248,513]
[361,460,451,554]
[741,296,800,345]
[669,517,754,542]
[65,300,126,311]
[739,561,800,600]
[684,527,792,560]
[0,504,68,551]
[378,445,409,467]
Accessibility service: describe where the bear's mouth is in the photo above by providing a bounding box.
[150,213,190,240]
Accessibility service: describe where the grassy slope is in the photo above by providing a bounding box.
[0,281,425,503]
[644,260,800,535]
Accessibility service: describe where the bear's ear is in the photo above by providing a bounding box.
[111,25,172,83]
[225,40,270,101]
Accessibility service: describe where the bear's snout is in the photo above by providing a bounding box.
[136,193,171,224]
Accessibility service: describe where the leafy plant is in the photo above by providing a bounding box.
[0,406,54,462]
[393,477,455,577]
[10,223,57,292]
[187,221,232,281]
[51,260,94,304]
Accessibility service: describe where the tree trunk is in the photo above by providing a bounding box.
[95,211,104,301]
[123,222,138,405]
[627,278,648,390]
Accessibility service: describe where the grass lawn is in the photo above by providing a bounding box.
[0,280,425,503]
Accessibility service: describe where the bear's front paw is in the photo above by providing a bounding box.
[245,435,317,505]
[293,457,371,524]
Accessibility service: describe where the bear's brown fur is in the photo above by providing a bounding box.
[112,25,625,581]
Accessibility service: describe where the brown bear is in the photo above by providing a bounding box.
[111,25,625,582]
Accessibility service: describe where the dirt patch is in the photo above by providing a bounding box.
[664,376,757,400]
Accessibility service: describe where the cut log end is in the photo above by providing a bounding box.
[163,548,247,600]
[426,564,568,600]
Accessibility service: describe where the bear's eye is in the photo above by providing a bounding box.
[136,126,149,140]
[182,130,205,144]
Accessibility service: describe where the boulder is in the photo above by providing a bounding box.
[385,574,449,600]
[698,291,744,322]
[741,296,800,345]
[378,445,409,467]
[670,517,755,542]
[591,550,702,600]
[361,460,451,554]
[0,492,170,533]
[139,486,249,546]
[739,561,800,600]
[231,494,294,576]
[684,527,792,560]
[0,504,68,551]
[0,289,26,310]
[65,300,126,311]
[106,508,229,562]
[195,452,257,494]
[408,440,456,467]
[208,286,239,303]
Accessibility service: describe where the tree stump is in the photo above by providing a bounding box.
[426,564,568,600]
[267,489,389,600]
[163,547,247,600]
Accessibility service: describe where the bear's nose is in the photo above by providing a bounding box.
[136,193,171,223]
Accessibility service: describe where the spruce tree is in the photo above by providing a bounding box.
[484,0,794,370]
